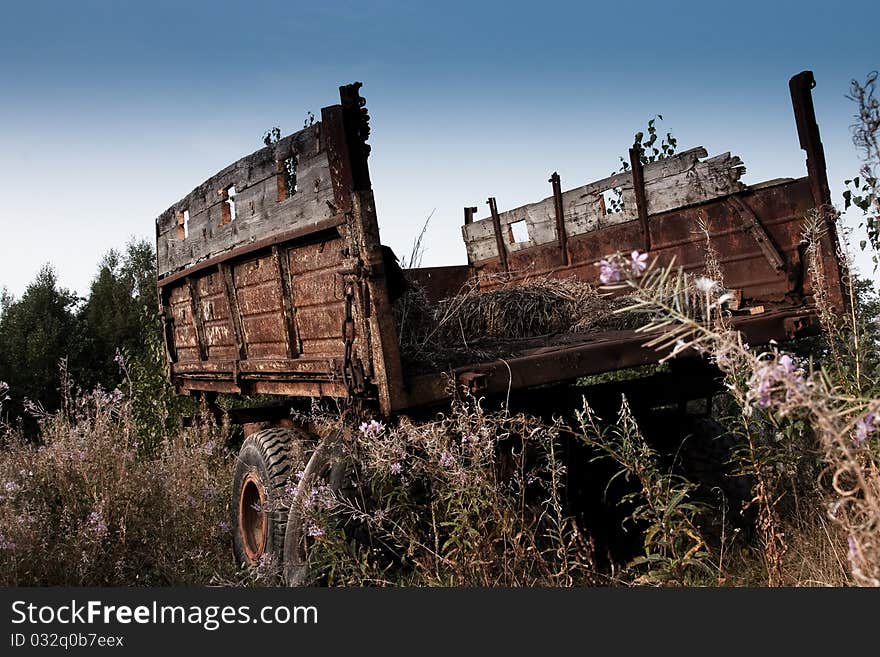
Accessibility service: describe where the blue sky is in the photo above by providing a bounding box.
[0,0,877,297]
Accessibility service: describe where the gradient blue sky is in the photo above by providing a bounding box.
[0,0,877,298]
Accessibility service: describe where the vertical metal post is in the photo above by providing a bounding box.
[629,147,651,252]
[789,70,831,209]
[464,206,478,225]
[219,263,248,361]
[789,70,847,315]
[487,197,509,272]
[186,277,208,362]
[272,245,301,359]
[549,172,569,266]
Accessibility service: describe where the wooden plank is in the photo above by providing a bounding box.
[157,151,335,277]
[156,123,323,234]
[158,149,330,243]
[462,147,708,242]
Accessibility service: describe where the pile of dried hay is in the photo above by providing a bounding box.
[433,277,624,341]
[394,275,638,372]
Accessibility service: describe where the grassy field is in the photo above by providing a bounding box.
[1,237,877,587]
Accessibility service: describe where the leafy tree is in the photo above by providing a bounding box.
[73,239,157,390]
[0,265,80,422]
[843,71,880,268]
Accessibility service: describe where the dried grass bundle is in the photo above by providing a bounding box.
[395,274,636,372]
[432,276,621,342]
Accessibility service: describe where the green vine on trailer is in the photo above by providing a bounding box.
[606,115,679,215]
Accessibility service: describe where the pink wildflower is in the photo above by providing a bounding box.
[598,258,622,284]
[359,419,385,437]
[853,413,877,445]
[630,250,649,275]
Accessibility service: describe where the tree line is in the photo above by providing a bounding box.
[0,239,159,433]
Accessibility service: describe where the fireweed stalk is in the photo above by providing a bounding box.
[598,240,880,586]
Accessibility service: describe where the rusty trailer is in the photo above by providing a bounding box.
[156,72,844,418]
[155,72,847,578]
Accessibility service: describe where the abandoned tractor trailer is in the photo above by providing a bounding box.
[155,72,846,584]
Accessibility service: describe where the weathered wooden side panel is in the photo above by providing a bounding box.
[168,285,200,363]
[287,238,349,356]
[156,124,331,280]
[462,148,746,263]
[155,84,407,413]
[194,270,238,360]
[469,178,818,307]
[231,255,289,360]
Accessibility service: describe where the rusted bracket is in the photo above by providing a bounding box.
[725,196,786,273]
[185,277,208,362]
[272,245,301,358]
[219,263,248,361]
[549,172,570,266]
[783,315,817,339]
[459,371,488,395]
[464,206,478,225]
[789,71,831,209]
[629,147,651,252]
[486,197,509,272]
[158,289,178,365]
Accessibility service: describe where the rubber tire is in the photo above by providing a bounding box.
[283,430,346,586]
[231,427,310,569]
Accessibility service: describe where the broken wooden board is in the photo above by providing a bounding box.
[156,123,331,279]
[462,148,746,263]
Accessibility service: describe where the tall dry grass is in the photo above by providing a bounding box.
[0,211,877,587]
[0,380,236,586]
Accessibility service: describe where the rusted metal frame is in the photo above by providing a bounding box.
[218,262,248,361]
[177,380,241,394]
[486,197,509,272]
[789,71,831,209]
[158,286,178,365]
[352,192,409,414]
[157,215,346,287]
[724,196,786,273]
[628,148,651,252]
[271,245,301,358]
[338,82,372,192]
[463,206,478,225]
[323,97,369,391]
[324,87,409,414]
[789,70,848,314]
[400,307,820,410]
[549,172,570,266]
[340,83,405,414]
[173,356,338,375]
[185,277,208,362]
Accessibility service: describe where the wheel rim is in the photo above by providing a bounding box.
[238,471,268,564]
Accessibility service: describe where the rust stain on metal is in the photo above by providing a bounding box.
[272,245,301,358]
[725,196,786,273]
